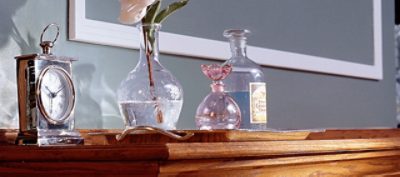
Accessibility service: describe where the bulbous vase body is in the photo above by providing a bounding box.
[117,24,183,130]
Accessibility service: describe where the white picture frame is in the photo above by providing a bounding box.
[69,0,383,80]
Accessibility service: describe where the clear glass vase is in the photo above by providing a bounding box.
[195,64,241,130]
[117,23,183,130]
[223,29,267,130]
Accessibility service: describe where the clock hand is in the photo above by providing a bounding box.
[45,86,54,95]
[54,85,65,95]
[45,86,58,99]
[50,97,53,114]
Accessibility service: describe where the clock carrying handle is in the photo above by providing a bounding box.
[39,23,60,54]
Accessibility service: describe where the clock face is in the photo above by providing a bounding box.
[37,66,75,124]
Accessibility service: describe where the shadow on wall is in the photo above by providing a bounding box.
[0,0,30,128]
[74,64,103,128]
[74,63,123,129]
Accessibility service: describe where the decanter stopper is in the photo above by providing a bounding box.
[195,64,241,130]
[201,64,231,81]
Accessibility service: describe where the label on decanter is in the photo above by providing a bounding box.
[249,82,267,124]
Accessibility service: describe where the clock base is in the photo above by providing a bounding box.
[38,130,84,146]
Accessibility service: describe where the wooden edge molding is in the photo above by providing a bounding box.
[159,150,400,175]
[166,138,400,160]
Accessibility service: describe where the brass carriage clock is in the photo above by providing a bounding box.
[15,24,83,146]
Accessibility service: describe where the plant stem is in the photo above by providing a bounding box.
[142,24,164,124]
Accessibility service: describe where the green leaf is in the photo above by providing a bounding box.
[154,0,189,23]
[144,0,161,24]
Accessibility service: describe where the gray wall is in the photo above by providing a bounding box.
[87,0,375,65]
[0,0,396,130]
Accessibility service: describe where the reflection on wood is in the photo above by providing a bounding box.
[83,129,312,145]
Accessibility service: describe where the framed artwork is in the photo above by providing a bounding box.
[69,0,383,80]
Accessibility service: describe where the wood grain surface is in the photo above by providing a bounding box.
[0,144,169,161]
[0,161,159,177]
[160,150,400,176]
[158,157,400,177]
[307,128,400,140]
[1,128,400,176]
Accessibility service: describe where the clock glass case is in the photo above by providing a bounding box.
[38,65,75,125]
[15,24,83,146]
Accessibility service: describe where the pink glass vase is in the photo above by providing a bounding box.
[195,64,241,130]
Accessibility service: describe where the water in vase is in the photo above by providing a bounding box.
[119,100,183,130]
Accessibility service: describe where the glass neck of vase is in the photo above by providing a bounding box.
[138,23,161,62]
[229,36,248,59]
[211,81,225,92]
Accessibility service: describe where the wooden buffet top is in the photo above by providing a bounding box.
[1,128,400,176]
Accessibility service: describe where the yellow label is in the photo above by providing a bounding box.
[249,82,267,124]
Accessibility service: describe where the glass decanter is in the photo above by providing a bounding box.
[117,24,183,130]
[195,64,241,130]
[223,29,267,130]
